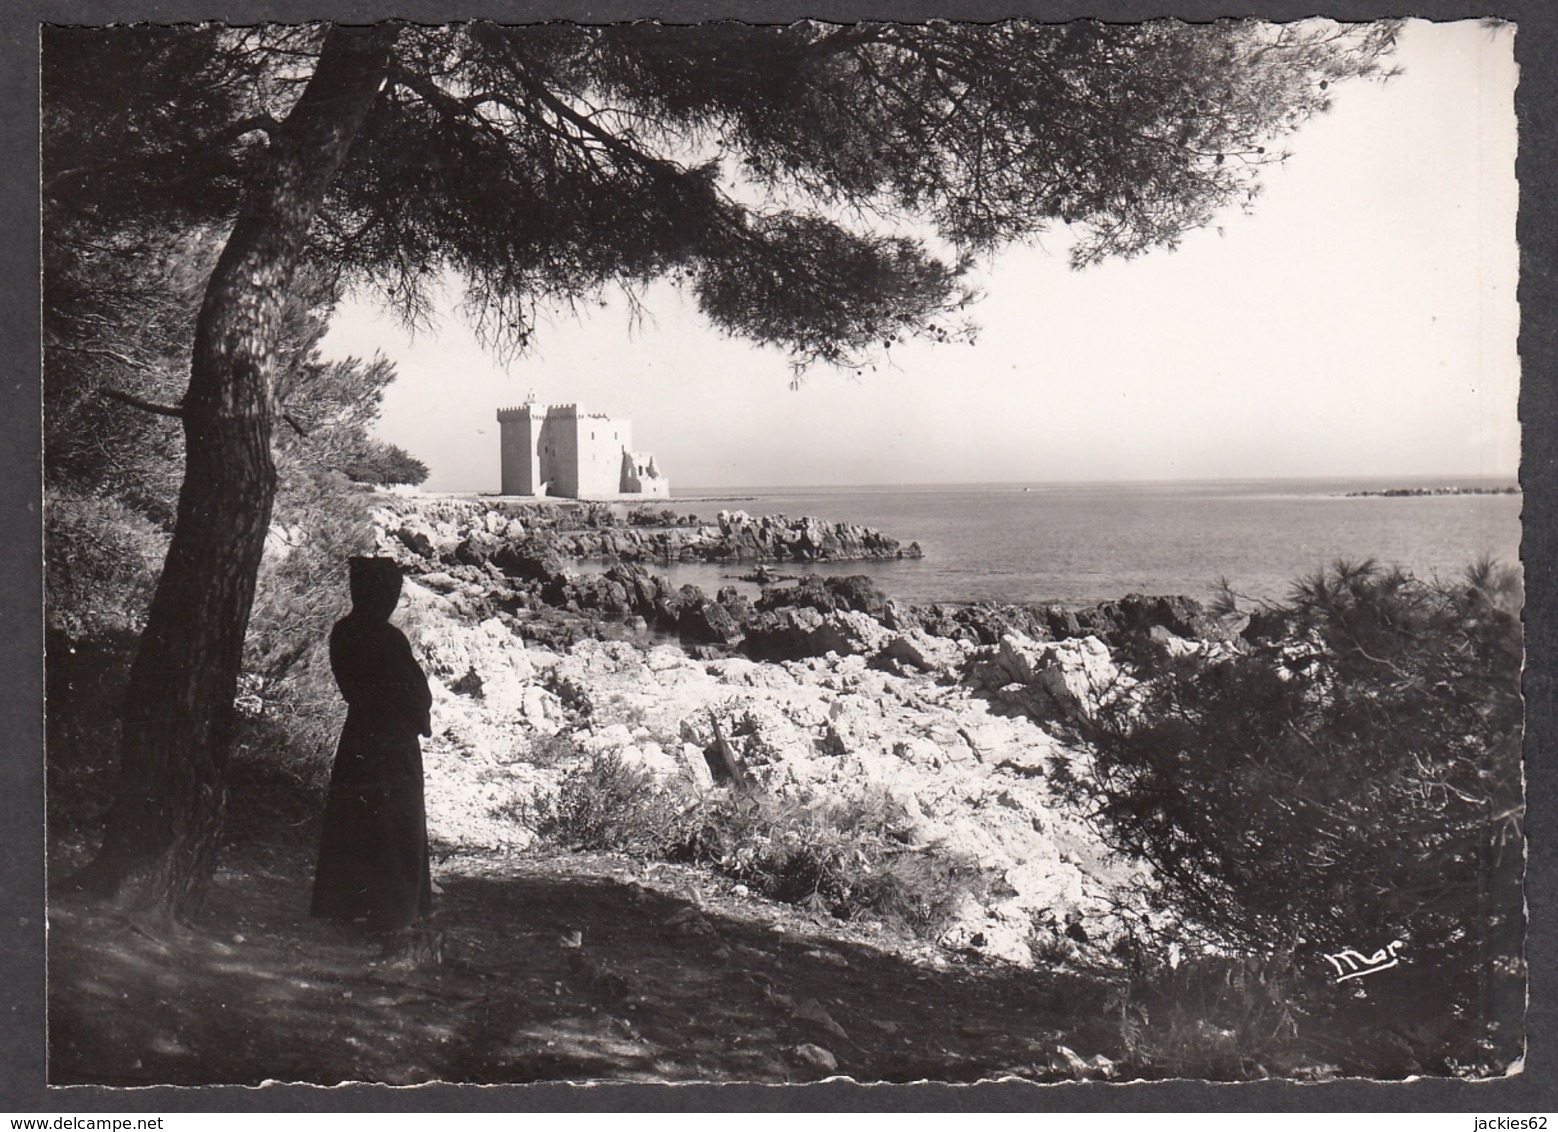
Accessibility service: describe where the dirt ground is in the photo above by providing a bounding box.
[48,835,1128,1087]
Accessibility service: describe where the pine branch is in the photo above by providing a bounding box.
[100,386,184,418]
[43,114,281,198]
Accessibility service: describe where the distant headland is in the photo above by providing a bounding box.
[1340,485,1520,498]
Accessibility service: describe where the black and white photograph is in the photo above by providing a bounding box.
[35,11,1527,1093]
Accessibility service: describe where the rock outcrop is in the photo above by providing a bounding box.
[711,509,921,563]
[374,495,920,569]
[364,490,1252,967]
[755,573,891,619]
[910,593,1245,655]
[972,634,1126,724]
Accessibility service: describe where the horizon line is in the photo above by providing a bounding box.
[427,471,1523,496]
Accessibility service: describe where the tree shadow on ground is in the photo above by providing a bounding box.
[48,842,1124,1087]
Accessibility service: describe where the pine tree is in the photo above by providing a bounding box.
[43,19,1398,917]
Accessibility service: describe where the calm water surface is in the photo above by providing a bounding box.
[641,477,1522,607]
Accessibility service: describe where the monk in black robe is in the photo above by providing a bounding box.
[310,556,433,931]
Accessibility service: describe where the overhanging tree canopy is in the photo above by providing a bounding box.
[42,18,1398,916]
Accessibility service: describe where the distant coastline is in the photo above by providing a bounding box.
[442,479,1520,607]
[1340,485,1520,498]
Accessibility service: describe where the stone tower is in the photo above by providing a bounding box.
[496,395,669,499]
[496,397,543,496]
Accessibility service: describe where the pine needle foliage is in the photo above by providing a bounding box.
[1073,560,1524,1072]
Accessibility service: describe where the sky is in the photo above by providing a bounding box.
[318,19,1520,494]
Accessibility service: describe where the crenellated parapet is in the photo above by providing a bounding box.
[498,403,613,421]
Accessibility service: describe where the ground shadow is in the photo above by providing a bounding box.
[48,841,1123,1087]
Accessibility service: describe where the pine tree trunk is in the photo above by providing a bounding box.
[75,25,397,920]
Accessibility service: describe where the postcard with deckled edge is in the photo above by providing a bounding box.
[38,11,1524,1093]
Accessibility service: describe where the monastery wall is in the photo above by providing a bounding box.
[571,408,631,498]
[496,407,540,495]
[620,451,670,498]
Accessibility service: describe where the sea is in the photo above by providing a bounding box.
[631,475,1523,609]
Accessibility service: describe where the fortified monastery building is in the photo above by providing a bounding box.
[496,394,670,500]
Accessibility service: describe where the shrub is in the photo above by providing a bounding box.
[44,494,168,637]
[340,440,430,486]
[522,753,984,938]
[45,627,140,859]
[1072,560,1524,1073]
[526,750,688,855]
[667,789,982,935]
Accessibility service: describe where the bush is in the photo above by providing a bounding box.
[1107,952,1311,1080]
[522,752,984,938]
[45,494,168,637]
[668,789,983,935]
[526,750,688,855]
[340,440,430,486]
[1071,560,1524,1073]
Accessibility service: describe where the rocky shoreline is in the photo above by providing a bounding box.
[382,494,922,566]
[370,492,1250,967]
[372,494,1243,658]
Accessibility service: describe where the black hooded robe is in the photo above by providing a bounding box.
[310,576,433,930]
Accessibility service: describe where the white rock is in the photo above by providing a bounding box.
[641,740,680,775]
[890,737,944,769]
[995,633,1119,720]
[717,509,752,534]
[581,722,634,754]
[940,917,1034,967]
[521,685,548,721]
[994,737,1054,775]
[876,629,967,675]
[681,742,715,791]
[1001,859,1085,915]
[646,646,688,672]
[819,610,891,657]
[1149,623,1202,658]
